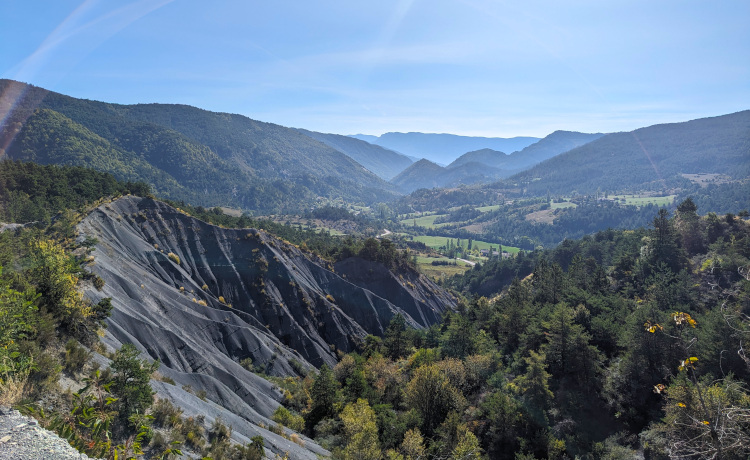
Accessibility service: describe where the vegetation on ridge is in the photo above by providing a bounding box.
[267,201,750,459]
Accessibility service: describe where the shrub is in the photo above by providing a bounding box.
[272,406,305,432]
[0,355,32,406]
[167,252,180,265]
[151,398,182,428]
[176,416,205,450]
[64,339,91,375]
[240,357,253,371]
[29,240,92,332]
[93,276,105,290]
[326,294,335,303]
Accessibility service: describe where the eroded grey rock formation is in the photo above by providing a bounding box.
[77,196,455,457]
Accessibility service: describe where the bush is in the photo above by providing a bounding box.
[152,398,182,428]
[176,416,205,450]
[64,339,91,375]
[272,406,305,432]
[240,357,254,371]
[167,252,180,265]
[93,276,105,290]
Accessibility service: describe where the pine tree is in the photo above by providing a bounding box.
[304,364,339,435]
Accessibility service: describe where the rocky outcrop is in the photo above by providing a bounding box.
[0,407,96,460]
[76,196,455,455]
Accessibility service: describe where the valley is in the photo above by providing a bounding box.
[0,82,749,460]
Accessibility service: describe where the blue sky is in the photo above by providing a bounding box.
[2,0,748,137]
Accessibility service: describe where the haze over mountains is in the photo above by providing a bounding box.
[349,132,540,165]
[296,129,413,180]
[2,79,748,214]
[390,130,604,193]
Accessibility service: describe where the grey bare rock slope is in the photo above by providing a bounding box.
[77,196,455,455]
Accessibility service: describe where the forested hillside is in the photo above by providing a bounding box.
[268,202,750,459]
[0,79,399,213]
[391,159,509,193]
[512,111,750,195]
[297,129,413,180]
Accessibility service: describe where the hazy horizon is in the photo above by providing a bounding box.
[2,1,748,138]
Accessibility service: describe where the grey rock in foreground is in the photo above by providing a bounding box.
[0,407,94,460]
[76,196,455,458]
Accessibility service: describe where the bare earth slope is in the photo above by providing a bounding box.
[76,196,455,455]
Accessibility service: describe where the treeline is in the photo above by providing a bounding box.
[266,201,750,459]
[0,160,151,224]
[417,201,663,250]
[677,181,750,216]
[163,200,414,271]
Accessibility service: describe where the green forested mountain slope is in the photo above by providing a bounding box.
[500,130,604,168]
[391,159,509,193]
[296,129,413,180]
[0,160,150,223]
[512,111,750,195]
[448,148,508,169]
[0,79,399,212]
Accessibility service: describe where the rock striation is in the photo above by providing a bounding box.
[77,196,455,456]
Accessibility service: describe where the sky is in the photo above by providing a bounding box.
[1,0,749,137]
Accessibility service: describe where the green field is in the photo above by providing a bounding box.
[399,214,449,228]
[415,256,472,279]
[411,235,520,253]
[476,205,501,212]
[551,201,577,210]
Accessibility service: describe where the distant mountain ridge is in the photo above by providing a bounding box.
[297,129,413,180]
[350,131,540,164]
[390,130,603,193]
[0,79,399,213]
[512,111,750,195]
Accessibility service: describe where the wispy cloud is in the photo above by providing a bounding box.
[10,0,174,84]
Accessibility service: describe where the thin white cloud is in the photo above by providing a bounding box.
[11,0,174,84]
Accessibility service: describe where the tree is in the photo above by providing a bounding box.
[511,351,553,425]
[543,303,601,385]
[400,428,425,460]
[304,364,339,435]
[29,239,91,335]
[650,208,685,274]
[340,398,380,460]
[109,344,158,432]
[405,364,465,436]
[384,314,408,360]
[441,314,477,359]
[675,197,704,255]
[493,278,531,353]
